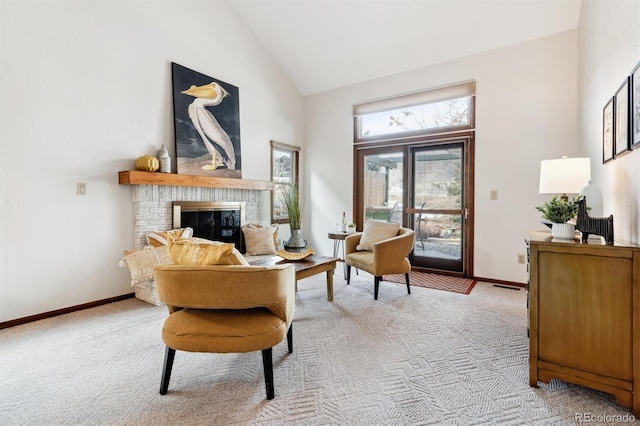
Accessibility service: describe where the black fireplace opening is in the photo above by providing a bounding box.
[173,202,246,253]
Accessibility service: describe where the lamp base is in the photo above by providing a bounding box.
[580,181,603,217]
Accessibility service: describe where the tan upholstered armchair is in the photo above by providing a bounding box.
[154,264,296,400]
[345,226,415,300]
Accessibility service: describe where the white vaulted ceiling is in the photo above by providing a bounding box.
[229,0,582,96]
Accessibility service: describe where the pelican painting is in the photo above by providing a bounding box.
[171,62,242,178]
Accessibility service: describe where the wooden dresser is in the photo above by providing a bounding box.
[528,230,640,416]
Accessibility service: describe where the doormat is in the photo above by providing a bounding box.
[384,271,476,295]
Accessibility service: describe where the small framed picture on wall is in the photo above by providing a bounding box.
[614,76,631,157]
[603,97,614,163]
[631,61,640,149]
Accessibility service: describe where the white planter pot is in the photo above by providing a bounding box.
[551,222,575,239]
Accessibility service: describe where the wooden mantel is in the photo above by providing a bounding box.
[118,170,274,191]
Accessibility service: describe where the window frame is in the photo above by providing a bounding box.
[271,140,301,225]
[353,81,476,144]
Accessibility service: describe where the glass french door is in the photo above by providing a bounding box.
[355,146,405,231]
[408,141,470,274]
[355,137,473,276]
[360,149,404,225]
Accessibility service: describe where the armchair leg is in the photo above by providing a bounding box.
[346,265,351,284]
[159,346,176,395]
[374,276,381,300]
[287,324,293,354]
[262,348,275,400]
[405,273,411,295]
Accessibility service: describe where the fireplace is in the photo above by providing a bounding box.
[173,201,246,252]
[125,183,265,304]
[129,184,263,251]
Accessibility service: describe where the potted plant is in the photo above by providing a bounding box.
[535,195,582,239]
[278,185,306,249]
[347,223,357,234]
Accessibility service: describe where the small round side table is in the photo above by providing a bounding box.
[328,232,349,279]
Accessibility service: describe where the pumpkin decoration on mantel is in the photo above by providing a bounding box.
[135,155,160,172]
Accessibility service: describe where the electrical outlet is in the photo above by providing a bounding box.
[490,190,498,200]
[77,183,87,195]
[517,253,525,264]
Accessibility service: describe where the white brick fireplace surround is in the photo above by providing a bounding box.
[132,185,264,249]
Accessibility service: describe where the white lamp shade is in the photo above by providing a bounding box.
[539,157,591,194]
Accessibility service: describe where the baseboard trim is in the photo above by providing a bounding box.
[0,293,135,330]
[473,276,527,289]
[410,270,526,289]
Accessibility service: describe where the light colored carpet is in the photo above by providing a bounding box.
[0,272,634,425]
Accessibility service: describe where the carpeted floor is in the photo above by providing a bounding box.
[0,271,635,425]
[384,271,477,295]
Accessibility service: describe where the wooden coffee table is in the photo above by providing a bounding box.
[248,255,338,301]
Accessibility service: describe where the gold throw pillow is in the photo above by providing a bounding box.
[147,227,193,247]
[168,239,249,266]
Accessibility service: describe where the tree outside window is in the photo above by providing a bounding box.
[360,97,470,138]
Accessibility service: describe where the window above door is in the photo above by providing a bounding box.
[354,80,475,142]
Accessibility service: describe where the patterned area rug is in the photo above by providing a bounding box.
[384,271,477,294]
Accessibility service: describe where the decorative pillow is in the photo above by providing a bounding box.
[147,227,193,247]
[356,220,401,251]
[251,223,279,247]
[168,239,249,266]
[169,240,249,266]
[241,223,278,256]
[119,245,172,285]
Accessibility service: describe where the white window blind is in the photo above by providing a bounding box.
[353,80,476,116]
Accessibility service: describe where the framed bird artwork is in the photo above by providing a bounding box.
[171,62,242,178]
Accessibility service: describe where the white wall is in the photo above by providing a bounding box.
[304,30,578,284]
[0,0,303,322]
[577,0,640,244]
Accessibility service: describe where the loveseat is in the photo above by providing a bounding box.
[120,225,284,305]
